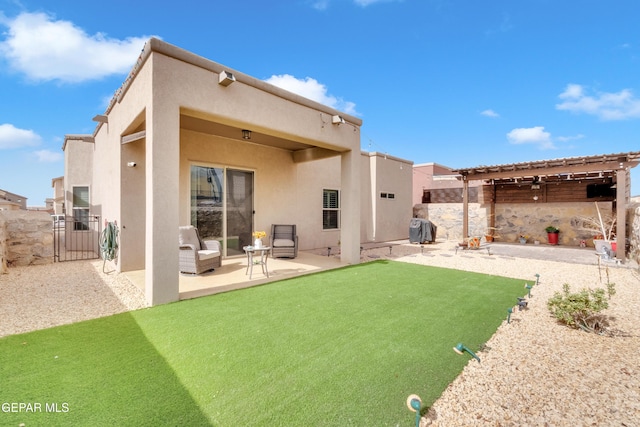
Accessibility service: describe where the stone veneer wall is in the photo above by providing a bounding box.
[413,201,626,248]
[495,202,614,246]
[628,203,640,264]
[0,213,7,273]
[413,203,489,241]
[0,210,53,268]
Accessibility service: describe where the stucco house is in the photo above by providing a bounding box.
[58,38,412,306]
[0,189,27,211]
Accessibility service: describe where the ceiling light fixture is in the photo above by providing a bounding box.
[242,129,251,140]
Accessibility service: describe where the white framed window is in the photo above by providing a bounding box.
[72,186,90,230]
[322,189,340,230]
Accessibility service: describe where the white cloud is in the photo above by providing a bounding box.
[506,126,555,149]
[556,83,640,120]
[0,11,153,83]
[481,109,499,118]
[0,123,41,149]
[265,74,358,116]
[33,149,63,163]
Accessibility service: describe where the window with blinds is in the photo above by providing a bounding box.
[72,186,90,230]
[322,189,340,230]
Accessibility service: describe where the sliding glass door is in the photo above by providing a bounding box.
[191,165,254,257]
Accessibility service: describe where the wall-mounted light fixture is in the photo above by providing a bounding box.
[242,129,252,140]
[332,115,345,125]
[218,70,236,86]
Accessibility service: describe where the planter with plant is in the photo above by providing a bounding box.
[574,202,616,253]
[545,226,560,245]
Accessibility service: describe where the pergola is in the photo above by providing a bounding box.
[452,151,640,263]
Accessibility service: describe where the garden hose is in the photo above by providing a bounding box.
[99,221,119,273]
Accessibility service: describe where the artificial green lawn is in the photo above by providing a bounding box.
[0,260,526,426]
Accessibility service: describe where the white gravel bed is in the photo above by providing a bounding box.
[2,244,639,425]
[0,260,147,338]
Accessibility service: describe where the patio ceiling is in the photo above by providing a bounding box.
[180,114,314,152]
[452,151,640,183]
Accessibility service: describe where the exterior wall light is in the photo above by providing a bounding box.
[332,115,345,125]
[218,70,236,86]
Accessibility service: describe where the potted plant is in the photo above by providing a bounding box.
[574,202,616,253]
[518,234,528,244]
[545,226,560,245]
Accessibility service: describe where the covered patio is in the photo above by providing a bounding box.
[453,151,640,263]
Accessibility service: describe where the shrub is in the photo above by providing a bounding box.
[547,283,616,334]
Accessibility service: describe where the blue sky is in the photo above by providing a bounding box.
[1,0,639,206]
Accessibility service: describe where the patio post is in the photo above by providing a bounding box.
[340,149,361,265]
[615,168,627,263]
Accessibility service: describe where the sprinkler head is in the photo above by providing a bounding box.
[406,394,422,427]
[507,307,513,323]
[453,343,481,362]
[535,273,540,286]
[406,394,421,412]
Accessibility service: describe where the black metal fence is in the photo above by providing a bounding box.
[53,215,101,262]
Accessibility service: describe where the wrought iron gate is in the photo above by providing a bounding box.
[53,215,101,262]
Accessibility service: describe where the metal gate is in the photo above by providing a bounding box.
[53,215,101,262]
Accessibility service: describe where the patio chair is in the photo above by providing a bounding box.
[270,224,298,258]
[179,225,221,274]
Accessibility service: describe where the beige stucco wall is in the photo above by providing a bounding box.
[364,153,413,242]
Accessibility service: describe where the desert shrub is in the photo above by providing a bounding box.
[547,283,616,334]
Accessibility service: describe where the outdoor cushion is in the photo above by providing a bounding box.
[198,249,220,260]
[179,226,201,249]
[273,238,295,247]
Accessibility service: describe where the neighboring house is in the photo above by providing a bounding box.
[0,189,27,211]
[59,38,412,306]
[412,162,481,206]
[51,176,65,215]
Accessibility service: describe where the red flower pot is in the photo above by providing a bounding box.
[547,232,559,245]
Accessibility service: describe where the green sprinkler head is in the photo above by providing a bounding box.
[525,283,533,297]
[535,273,540,286]
[453,343,481,362]
[507,307,513,323]
[406,394,422,427]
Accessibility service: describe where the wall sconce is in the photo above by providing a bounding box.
[332,115,345,125]
[242,129,251,140]
[531,184,540,190]
[533,195,539,201]
[218,70,236,86]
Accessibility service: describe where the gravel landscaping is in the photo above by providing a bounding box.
[1,242,639,426]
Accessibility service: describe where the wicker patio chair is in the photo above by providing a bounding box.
[270,224,298,258]
[179,225,221,274]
